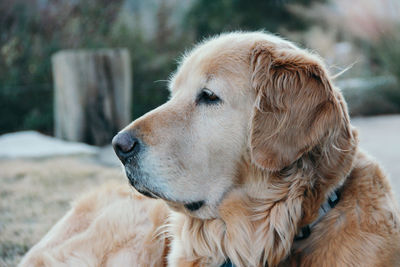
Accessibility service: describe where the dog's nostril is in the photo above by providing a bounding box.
[114,132,134,153]
[116,141,135,154]
[112,131,139,163]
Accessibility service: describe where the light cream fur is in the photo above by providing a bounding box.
[19,182,169,266]
[20,32,400,267]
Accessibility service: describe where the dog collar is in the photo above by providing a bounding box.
[294,188,341,240]
[220,259,234,267]
[219,188,341,267]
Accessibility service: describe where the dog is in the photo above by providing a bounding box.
[20,32,400,267]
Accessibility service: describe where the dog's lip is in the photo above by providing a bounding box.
[129,182,162,200]
[136,186,205,212]
[129,179,205,211]
[184,200,205,211]
[136,188,160,199]
[126,174,161,199]
[125,170,205,211]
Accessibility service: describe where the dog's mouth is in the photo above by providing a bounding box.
[184,201,205,211]
[135,188,160,199]
[127,176,162,199]
[126,171,206,212]
[136,186,205,212]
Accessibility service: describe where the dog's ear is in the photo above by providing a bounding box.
[250,44,341,171]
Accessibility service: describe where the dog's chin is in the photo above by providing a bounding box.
[128,180,218,219]
[130,183,217,219]
[126,174,163,200]
[124,166,221,219]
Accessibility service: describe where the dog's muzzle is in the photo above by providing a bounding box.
[112,131,206,212]
[112,131,151,195]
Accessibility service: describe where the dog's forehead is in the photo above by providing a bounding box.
[169,35,258,94]
[168,32,295,95]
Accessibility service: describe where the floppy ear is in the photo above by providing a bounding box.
[250,44,340,171]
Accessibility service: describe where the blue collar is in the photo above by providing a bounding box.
[294,188,341,240]
[220,188,341,267]
[220,258,234,267]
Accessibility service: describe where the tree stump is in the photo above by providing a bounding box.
[52,49,132,146]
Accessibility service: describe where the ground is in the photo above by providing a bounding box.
[0,115,399,267]
[0,157,125,267]
[351,115,400,202]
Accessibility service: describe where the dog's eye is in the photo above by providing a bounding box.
[196,88,221,105]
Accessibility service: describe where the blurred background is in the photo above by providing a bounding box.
[1,0,400,266]
[1,0,400,136]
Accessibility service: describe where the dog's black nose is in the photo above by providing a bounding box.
[112,131,140,164]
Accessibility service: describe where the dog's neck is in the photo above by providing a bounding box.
[168,125,358,267]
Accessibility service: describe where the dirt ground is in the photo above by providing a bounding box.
[0,157,125,267]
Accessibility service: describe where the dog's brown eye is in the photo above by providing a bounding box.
[196,88,221,105]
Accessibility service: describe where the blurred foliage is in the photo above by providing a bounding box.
[360,27,400,116]
[375,27,400,84]
[341,78,400,116]
[0,0,324,135]
[0,0,124,134]
[186,0,326,40]
[291,0,400,116]
[2,0,399,136]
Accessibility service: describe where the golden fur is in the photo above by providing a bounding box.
[20,32,400,267]
[19,182,169,266]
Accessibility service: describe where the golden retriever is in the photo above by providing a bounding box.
[20,32,400,267]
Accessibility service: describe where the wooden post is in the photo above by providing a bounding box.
[52,49,132,146]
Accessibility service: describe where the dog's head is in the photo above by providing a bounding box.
[112,32,351,219]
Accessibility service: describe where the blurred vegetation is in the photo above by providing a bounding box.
[0,0,323,135]
[0,0,124,134]
[0,0,399,135]
[186,0,326,39]
[290,0,400,115]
